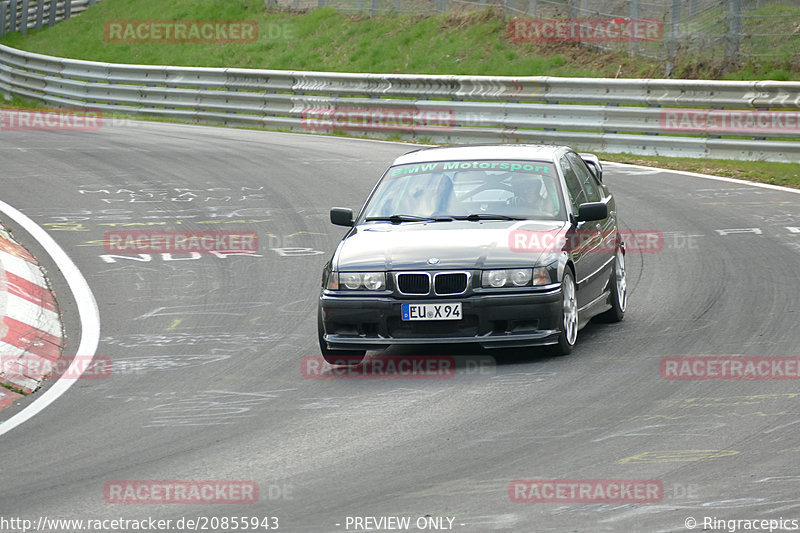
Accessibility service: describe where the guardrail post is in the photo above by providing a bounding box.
[526,0,535,16]
[48,0,56,25]
[502,0,509,17]
[20,0,28,34]
[725,0,741,64]
[64,0,71,20]
[371,0,378,15]
[35,0,44,30]
[568,0,577,19]
[88,0,96,6]
[9,0,17,33]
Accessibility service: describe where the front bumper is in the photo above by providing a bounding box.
[320,288,563,351]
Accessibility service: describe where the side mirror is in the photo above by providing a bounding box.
[330,207,354,227]
[577,202,608,222]
[579,153,603,182]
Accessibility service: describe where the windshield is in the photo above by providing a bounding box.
[361,160,566,222]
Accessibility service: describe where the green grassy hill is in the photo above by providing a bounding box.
[1,0,798,79]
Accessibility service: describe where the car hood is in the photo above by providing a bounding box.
[333,220,569,271]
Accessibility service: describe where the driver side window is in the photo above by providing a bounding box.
[567,152,602,202]
[560,156,586,213]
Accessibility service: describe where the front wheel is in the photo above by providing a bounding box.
[551,270,578,356]
[317,306,366,366]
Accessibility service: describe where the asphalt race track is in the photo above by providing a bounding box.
[1,120,799,532]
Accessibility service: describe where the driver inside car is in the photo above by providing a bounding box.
[507,174,548,214]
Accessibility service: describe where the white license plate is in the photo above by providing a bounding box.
[401,302,462,321]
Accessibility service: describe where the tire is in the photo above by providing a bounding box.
[317,305,366,366]
[551,269,578,356]
[597,246,627,323]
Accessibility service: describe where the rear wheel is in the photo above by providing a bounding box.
[597,247,626,323]
[551,270,577,356]
[317,306,366,366]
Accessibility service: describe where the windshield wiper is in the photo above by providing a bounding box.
[456,214,528,221]
[365,214,454,224]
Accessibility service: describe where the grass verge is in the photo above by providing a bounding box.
[598,154,800,190]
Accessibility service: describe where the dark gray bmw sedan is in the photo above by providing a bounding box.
[318,145,626,365]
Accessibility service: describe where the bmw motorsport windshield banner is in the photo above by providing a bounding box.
[390,161,554,177]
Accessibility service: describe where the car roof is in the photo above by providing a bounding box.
[392,144,569,166]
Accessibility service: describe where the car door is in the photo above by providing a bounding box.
[567,152,616,288]
[560,153,611,309]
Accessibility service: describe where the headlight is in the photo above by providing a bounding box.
[326,272,386,291]
[341,273,363,290]
[485,270,508,288]
[510,268,532,286]
[482,267,551,288]
[362,272,385,290]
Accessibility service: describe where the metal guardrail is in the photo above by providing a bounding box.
[1,44,799,161]
[0,0,100,36]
